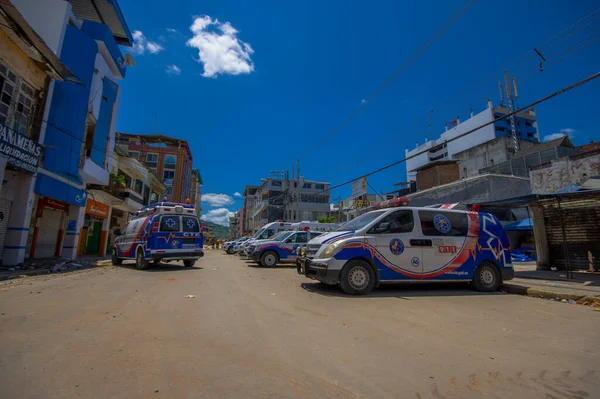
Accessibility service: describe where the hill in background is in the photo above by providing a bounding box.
[201,221,230,240]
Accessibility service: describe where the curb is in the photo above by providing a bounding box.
[502,283,600,302]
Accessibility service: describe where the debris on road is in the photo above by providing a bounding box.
[185,295,196,298]
[0,258,107,282]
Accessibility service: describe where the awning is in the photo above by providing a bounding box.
[0,1,83,85]
[69,0,133,46]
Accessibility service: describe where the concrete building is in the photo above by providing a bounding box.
[405,100,540,182]
[0,0,132,265]
[414,160,460,191]
[252,177,331,227]
[190,169,202,216]
[338,194,379,221]
[529,148,600,194]
[116,133,194,203]
[242,185,260,233]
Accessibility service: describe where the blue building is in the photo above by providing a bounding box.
[1,0,133,264]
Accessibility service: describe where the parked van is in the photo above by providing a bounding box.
[112,202,204,269]
[237,221,293,257]
[289,221,341,232]
[250,230,325,267]
[296,205,514,295]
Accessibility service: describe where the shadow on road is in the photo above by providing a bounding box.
[118,263,203,272]
[246,263,297,269]
[300,281,504,299]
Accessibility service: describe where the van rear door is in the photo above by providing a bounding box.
[182,216,203,249]
[156,215,182,250]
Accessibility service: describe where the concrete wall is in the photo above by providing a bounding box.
[11,0,70,55]
[453,136,539,178]
[406,174,532,207]
[530,153,600,194]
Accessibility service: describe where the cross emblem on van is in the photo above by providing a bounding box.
[186,219,195,228]
[165,218,176,228]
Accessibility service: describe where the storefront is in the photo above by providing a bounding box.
[30,197,69,258]
[79,198,110,255]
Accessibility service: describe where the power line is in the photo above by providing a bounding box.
[297,0,477,160]
[319,8,600,175]
[316,70,600,195]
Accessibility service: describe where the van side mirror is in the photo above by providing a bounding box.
[285,238,293,243]
[114,229,121,236]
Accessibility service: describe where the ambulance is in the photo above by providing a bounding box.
[112,202,204,269]
[296,198,514,295]
[249,230,325,267]
[237,221,293,258]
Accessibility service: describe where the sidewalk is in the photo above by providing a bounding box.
[0,255,111,282]
[503,263,600,305]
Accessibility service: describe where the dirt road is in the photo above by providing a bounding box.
[1,251,598,398]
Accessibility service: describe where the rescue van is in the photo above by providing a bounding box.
[250,230,325,267]
[237,221,293,257]
[296,203,514,295]
[112,202,204,269]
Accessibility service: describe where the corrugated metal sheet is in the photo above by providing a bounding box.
[542,196,600,271]
[70,0,129,44]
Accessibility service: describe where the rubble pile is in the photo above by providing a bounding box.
[0,258,104,281]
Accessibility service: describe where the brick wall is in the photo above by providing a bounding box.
[416,163,460,191]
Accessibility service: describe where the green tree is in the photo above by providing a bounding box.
[318,216,336,223]
[109,173,126,188]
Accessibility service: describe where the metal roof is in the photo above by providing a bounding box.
[69,0,133,46]
[514,135,574,158]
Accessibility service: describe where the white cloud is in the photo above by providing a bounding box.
[330,203,337,211]
[131,30,164,55]
[201,208,234,226]
[167,28,177,33]
[165,64,182,75]
[233,192,242,197]
[201,193,234,207]
[186,15,255,78]
[543,128,577,142]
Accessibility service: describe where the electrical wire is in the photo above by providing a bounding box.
[297,0,478,160]
[314,70,600,196]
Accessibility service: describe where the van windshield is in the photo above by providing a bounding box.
[336,210,387,231]
[271,231,293,242]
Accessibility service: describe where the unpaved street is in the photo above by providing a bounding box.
[1,251,598,398]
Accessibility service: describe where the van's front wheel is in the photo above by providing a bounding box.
[184,260,196,267]
[136,249,149,270]
[112,250,122,266]
[339,260,375,295]
[472,261,500,292]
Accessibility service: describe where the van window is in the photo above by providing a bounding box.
[160,216,180,232]
[290,232,308,243]
[418,210,468,237]
[182,217,200,232]
[309,232,323,239]
[368,210,414,234]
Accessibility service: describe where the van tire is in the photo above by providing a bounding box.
[136,248,149,270]
[472,261,500,292]
[339,260,375,295]
[184,260,195,267]
[226,247,234,255]
[112,250,122,266]
[260,251,278,268]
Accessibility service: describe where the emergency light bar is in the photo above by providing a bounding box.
[371,197,410,210]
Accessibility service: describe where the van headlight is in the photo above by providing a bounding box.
[298,246,307,256]
[319,241,343,259]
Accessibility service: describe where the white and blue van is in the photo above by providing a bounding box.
[112,202,204,269]
[296,204,514,295]
[249,230,325,267]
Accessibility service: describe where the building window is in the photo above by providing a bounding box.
[527,133,534,138]
[166,186,173,195]
[525,122,533,127]
[0,62,35,135]
[303,182,312,189]
[134,179,143,194]
[163,169,175,181]
[164,154,177,168]
[495,126,506,133]
[315,183,325,190]
[146,153,158,168]
[271,180,282,187]
[128,151,140,159]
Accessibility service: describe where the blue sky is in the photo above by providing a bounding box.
[116,0,600,225]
